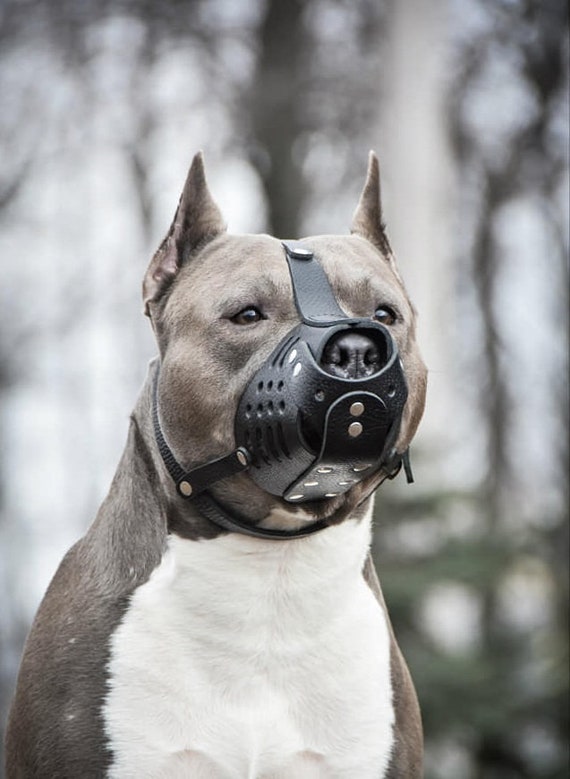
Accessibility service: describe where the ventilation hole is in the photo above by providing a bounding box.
[255,427,271,465]
[276,423,291,459]
[244,431,260,468]
[267,380,273,391]
[257,381,264,393]
[274,335,298,368]
[278,400,286,413]
[277,381,284,391]
[267,401,274,415]
[314,389,325,402]
[265,426,281,463]
[387,385,396,398]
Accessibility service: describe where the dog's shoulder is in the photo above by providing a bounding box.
[5,541,123,777]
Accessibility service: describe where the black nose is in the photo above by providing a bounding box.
[321,330,388,379]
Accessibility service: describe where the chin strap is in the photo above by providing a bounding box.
[191,493,331,540]
[152,372,251,499]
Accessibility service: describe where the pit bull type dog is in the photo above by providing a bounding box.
[6,152,427,778]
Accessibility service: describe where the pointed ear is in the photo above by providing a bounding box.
[143,151,226,316]
[351,151,392,258]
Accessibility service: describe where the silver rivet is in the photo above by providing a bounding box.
[179,481,193,497]
[350,401,365,417]
[338,480,354,486]
[325,493,338,498]
[353,464,370,472]
[348,422,363,438]
[293,362,302,377]
[236,450,248,467]
[291,247,313,259]
[317,467,333,474]
[289,494,304,501]
[288,349,298,364]
[304,481,319,487]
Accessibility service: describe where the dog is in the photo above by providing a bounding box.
[5,151,427,778]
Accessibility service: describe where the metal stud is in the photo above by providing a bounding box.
[293,362,302,377]
[289,494,304,501]
[350,401,365,417]
[290,247,313,260]
[317,466,334,474]
[236,450,248,467]
[179,481,193,497]
[353,464,370,472]
[288,349,298,364]
[348,421,363,438]
[304,481,319,487]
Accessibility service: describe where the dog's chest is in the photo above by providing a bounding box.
[104,520,395,778]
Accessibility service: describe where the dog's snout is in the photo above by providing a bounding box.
[320,330,388,379]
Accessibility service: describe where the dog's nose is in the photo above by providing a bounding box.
[320,331,387,379]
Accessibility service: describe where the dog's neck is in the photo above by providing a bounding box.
[158,507,375,631]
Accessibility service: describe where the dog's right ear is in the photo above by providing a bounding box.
[143,151,226,316]
[351,151,393,259]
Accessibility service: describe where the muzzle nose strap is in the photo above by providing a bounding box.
[282,241,349,325]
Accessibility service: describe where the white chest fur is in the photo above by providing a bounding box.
[104,513,395,778]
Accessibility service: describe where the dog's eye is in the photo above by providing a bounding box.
[373,306,397,326]
[231,306,265,326]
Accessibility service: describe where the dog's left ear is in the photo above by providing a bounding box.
[143,151,226,316]
[351,151,393,259]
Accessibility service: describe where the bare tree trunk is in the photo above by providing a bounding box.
[379,0,456,462]
[247,0,309,238]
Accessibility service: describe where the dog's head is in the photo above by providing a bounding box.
[143,152,427,528]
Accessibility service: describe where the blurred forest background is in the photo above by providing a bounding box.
[0,0,568,777]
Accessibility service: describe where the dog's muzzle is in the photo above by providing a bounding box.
[153,241,412,523]
[235,326,405,504]
[233,242,408,502]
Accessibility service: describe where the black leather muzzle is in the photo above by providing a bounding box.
[234,241,408,503]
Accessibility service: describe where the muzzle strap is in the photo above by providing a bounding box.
[152,371,250,499]
[191,493,330,540]
[282,241,349,325]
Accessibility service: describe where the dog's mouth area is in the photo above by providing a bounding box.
[207,451,387,537]
[271,469,383,527]
[282,494,345,522]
